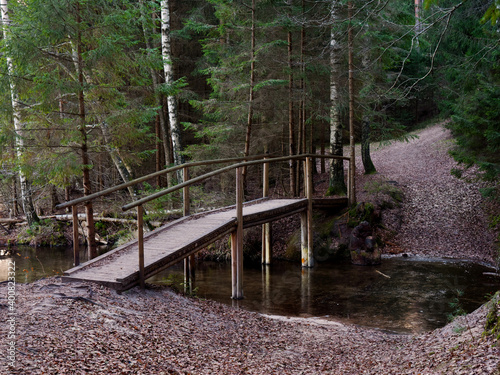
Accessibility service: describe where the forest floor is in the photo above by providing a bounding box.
[1,122,500,374]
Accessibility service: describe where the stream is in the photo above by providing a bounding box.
[1,245,498,334]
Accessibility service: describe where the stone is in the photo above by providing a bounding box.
[350,221,381,266]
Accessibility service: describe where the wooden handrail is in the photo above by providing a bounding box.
[121,153,349,211]
[55,154,271,210]
[61,152,350,269]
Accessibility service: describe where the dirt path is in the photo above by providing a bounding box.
[356,123,497,265]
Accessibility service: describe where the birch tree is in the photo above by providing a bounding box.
[161,0,184,173]
[0,0,39,226]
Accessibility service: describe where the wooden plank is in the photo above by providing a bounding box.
[63,197,348,291]
[138,205,145,289]
[232,167,244,300]
[306,157,314,268]
[72,205,79,267]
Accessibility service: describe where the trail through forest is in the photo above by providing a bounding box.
[356,122,497,265]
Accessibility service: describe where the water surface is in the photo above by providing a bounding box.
[1,246,498,334]
[150,256,499,334]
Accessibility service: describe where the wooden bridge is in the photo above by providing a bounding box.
[57,154,352,299]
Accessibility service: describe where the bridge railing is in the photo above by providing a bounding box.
[57,153,352,290]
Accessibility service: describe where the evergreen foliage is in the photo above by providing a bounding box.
[431,0,500,180]
[0,0,497,217]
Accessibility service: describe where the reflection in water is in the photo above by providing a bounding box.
[150,257,499,334]
[0,245,107,283]
[1,246,498,334]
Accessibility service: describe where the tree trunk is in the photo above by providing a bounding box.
[288,30,297,196]
[347,1,356,205]
[50,185,60,213]
[100,122,139,198]
[320,121,326,173]
[11,176,19,217]
[76,2,96,259]
[327,1,347,196]
[161,0,184,179]
[242,0,256,187]
[1,0,40,226]
[361,116,376,174]
[414,0,423,47]
[360,21,376,176]
[155,114,163,187]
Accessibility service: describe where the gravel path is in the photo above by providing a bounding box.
[1,123,499,374]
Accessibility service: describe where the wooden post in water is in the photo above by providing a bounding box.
[262,158,272,265]
[300,211,308,267]
[72,205,80,267]
[306,157,314,267]
[137,205,145,290]
[231,167,244,299]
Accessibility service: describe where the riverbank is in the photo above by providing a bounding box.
[1,123,499,374]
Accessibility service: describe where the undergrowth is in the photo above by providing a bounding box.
[17,219,68,247]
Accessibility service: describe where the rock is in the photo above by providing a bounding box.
[350,221,381,265]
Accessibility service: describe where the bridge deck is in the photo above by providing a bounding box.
[63,197,347,291]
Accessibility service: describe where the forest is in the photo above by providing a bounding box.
[0,0,498,234]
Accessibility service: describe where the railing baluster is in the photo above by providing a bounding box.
[262,157,271,265]
[306,156,314,267]
[183,166,190,216]
[137,205,145,290]
[72,205,79,267]
[232,166,244,299]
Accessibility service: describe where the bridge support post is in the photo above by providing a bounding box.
[137,205,145,290]
[72,205,80,267]
[301,157,314,268]
[262,158,272,265]
[300,212,309,266]
[231,167,244,299]
[262,223,272,265]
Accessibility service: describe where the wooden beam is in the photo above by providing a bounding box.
[262,222,271,265]
[300,211,308,267]
[306,157,314,267]
[137,205,145,290]
[232,167,244,299]
[262,158,271,264]
[183,165,193,292]
[183,166,190,216]
[72,205,79,267]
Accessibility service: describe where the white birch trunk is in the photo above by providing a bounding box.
[160,0,184,173]
[139,0,173,187]
[1,0,39,225]
[328,1,347,196]
[414,0,423,47]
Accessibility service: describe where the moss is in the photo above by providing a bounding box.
[347,202,377,228]
[484,292,500,341]
[364,180,404,204]
[326,184,347,197]
[17,219,68,247]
